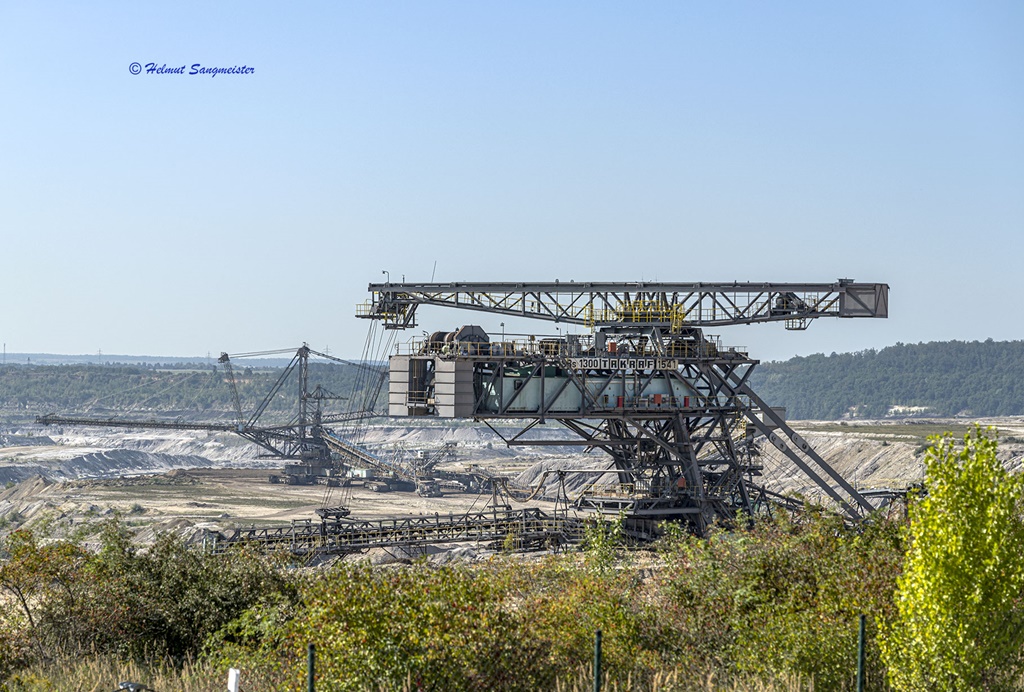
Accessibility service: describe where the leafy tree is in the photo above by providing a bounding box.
[880,427,1024,691]
[581,511,626,573]
[0,529,89,660]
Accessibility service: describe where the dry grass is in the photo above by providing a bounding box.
[549,667,812,692]
[2,658,274,692]
[3,658,816,692]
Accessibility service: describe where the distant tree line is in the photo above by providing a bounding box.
[748,339,1024,419]
[0,361,386,422]
[4,339,1021,423]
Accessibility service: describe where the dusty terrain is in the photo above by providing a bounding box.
[0,422,565,544]
[1,418,1023,545]
[761,418,1024,500]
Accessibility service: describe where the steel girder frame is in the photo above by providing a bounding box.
[710,365,875,519]
[35,413,313,461]
[214,507,585,556]
[357,280,887,532]
[465,332,872,529]
[468,350,760,532]
[359,280,889,330]
[563,411,753,533]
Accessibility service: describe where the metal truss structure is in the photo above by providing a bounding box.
[38,345,381,468]
[205,507,584,558]
[359,279,888,533]
[357,279,887,331]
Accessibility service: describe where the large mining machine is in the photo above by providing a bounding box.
[357,279,889,535]
[37,345,387,486]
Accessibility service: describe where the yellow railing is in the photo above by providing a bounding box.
[355,301,407,322]
[585,301,687,331]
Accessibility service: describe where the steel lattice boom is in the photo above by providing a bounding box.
[37,346,383,476]
[357,279,888,331]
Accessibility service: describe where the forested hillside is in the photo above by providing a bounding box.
[0,360,385,423]
[3,340,1021,423]
[748,339,1024,420]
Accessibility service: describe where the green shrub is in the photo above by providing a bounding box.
[656,512,902,689]
[880,427,1024,691]
[0,518,297,667]
[0,491,926,689]
[219,561,552,691]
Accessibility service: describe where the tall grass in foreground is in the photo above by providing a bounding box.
[551,665,810,692]
[2,656,814,692]
[2,657,233,692]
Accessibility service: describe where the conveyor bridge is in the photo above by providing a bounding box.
[207,507,583,556]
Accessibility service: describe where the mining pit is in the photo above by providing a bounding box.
[2,419,1023,553]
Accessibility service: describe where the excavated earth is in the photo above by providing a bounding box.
[1,418,1023,552]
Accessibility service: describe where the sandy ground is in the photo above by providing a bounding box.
[2,418,1023,544]
[0,421,567,542]
[0,467,559,537]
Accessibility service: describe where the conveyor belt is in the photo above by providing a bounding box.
[322,429,417,480]
[207,507,583,556]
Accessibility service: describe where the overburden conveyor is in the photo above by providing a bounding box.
[201,506,584,557]
[322,429,417,480]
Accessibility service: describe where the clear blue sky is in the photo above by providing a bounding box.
[1,2,1021,362]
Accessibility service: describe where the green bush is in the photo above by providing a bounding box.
[0,488,951,690]
[204,513,906,690]
[656,513,902,689]
[880,427,1024,691]
[213,561,552,691]
[0,518,296,666]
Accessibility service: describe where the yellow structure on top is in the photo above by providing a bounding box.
[585,300,688,332]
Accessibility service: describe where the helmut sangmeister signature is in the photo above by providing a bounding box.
[129,62,255,77]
